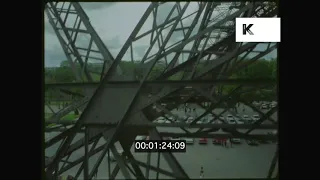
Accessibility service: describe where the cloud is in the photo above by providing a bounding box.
[80,2,116,10]
[45,45,65,67]
[134,45,149,59]
[155,3,177,25]
[44,18,55,34]
[107,36,122,49]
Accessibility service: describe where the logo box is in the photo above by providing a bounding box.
[235,18,281,42]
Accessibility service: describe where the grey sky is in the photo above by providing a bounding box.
[44,2,277,67]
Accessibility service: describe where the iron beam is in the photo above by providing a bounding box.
[53,122,276,129]
[149,128,189,178]
[45,78,275,89]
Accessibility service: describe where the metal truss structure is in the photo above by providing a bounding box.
[44,2,278,180]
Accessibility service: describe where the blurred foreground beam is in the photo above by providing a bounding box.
[45,78,276,89]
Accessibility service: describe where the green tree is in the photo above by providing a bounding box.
[60,60,70,67]
[53,66,76,83]
[246,60,273,78]
[47,59,277,83]
[269,58,277,78]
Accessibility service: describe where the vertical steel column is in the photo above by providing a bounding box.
[74,137,101,180]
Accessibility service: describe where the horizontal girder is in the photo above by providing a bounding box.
[45,122,276,129]
[45,78,275,90]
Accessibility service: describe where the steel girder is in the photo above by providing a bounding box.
[45,2,273,125]
[45,2,121,83]
[44,2,278,180]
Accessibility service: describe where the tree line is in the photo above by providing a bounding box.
[45,59,277,102]
[45,59,276,83]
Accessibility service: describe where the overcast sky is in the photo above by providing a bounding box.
[44,2,277,67]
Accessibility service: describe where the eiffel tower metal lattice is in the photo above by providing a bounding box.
[44,2,278,180]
